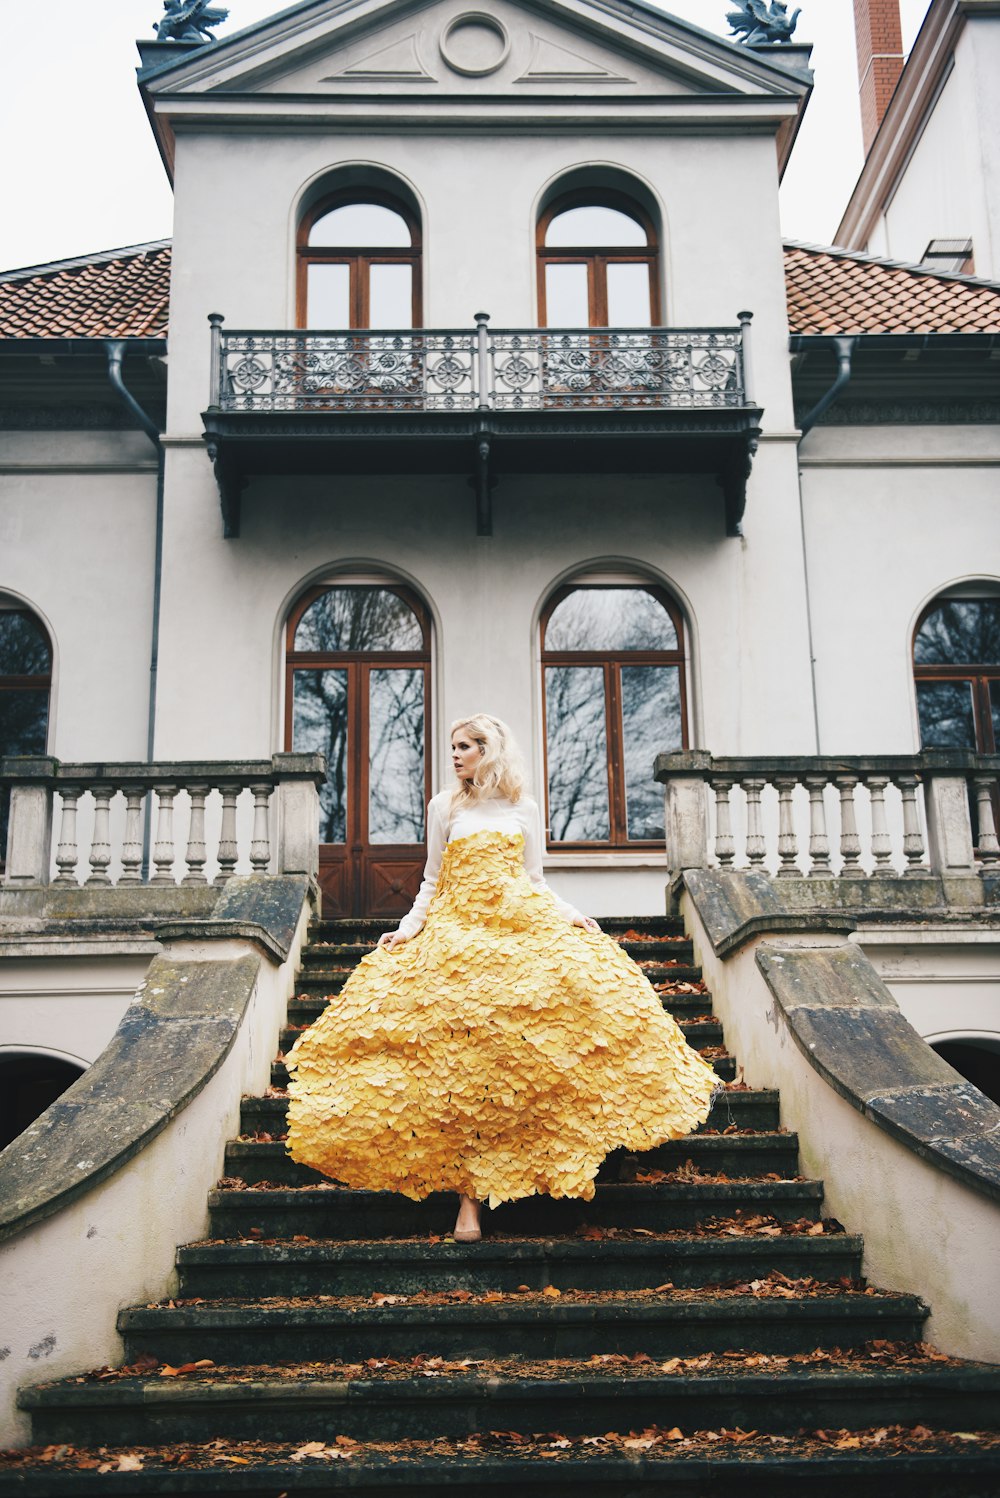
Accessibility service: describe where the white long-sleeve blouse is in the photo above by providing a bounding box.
[393,790,584,939]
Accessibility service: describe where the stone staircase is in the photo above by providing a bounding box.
[3,914,1000,1493]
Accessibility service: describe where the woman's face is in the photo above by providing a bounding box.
[451,728,483,781]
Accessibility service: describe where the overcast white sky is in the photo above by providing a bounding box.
[0,0,930,272]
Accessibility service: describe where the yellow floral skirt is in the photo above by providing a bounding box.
[286,830,718,1208]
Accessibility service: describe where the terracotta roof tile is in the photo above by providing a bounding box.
[3,238,1000,342]
[0,242,171,339]
[783,241,1000,334]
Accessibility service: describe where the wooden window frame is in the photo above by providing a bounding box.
[296,189,423,330]
[537,190,661,328]
[0,608,52,731]
[283,583,432,849]
[540,583,687,850]
[913,598,1000,754]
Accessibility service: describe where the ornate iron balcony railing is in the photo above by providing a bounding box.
[209,313,752,415]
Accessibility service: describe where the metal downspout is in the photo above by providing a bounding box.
[105,341,165,872]
[795,335,858,754]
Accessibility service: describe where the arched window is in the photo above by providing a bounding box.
[297,192,421,329]
[537,192,659,327]
[0,607,52,865]
[913,596,1000,752]
[541,584,686,846]
[285,583,431,916]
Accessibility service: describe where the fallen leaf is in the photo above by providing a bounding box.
[542,1285,561,1299]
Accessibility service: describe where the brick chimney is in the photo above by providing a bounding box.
[853,0,905,153]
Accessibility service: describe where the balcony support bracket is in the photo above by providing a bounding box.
[718,433,758,538]
[469,428,498,536]
[207,439,248,539]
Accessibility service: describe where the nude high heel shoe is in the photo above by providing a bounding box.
[453,1193,482,1242]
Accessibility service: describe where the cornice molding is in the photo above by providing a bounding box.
[793,399,1000,426]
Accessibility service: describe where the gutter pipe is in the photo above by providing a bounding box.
[798,335,858,437]
[105,340,165,874]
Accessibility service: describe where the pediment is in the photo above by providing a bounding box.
[143,0,812,104]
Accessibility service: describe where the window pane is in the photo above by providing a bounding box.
[545,665,610,841]
[306,263,350,328]
[0,613,50,675]
[990,680,1000,749]
[606,262,652,326]
[294,588,423,653]
[0,689,49,756]
[916,680,977,748]
[368,669,425,843]
[309,202,412,247]
[621,665,679,840]
[545,263,590,326]
[914,599,1000,666]
[292,669,348,843]
[546,205,647,247]
[546,589,678,652]
[368,264,413,330]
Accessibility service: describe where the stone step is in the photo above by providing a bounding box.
[206,1181,825,1240]
[299,937,696,966]
[118,1290,929,1365]
[21,1358,1000,1451]
[285,987,715,1025]
[277,1014,724,1057]
[307,913,688,943]
[240,1087,782,1135]
[176,1230,863,1299]
[7,1435,999,1496]
[223,1133,801,1188]
[270,1051,738,1089]
[292,961,705,997]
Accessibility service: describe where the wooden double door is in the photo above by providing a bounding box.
[285,584,430,917]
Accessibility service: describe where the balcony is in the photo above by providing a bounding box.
[202,314,762,538]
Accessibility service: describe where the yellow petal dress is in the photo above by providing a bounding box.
[286,809,718,1210]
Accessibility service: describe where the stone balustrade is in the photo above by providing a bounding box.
[654,750,1000,881]
[1,755,326,888]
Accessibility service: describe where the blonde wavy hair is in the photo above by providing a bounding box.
[449,714,525,808]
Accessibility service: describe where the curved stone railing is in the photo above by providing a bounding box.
[0,875,312,1445]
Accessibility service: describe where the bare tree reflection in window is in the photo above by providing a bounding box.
[545,665,610,840]
[294,588,423,653]
[914,600,1000,666]
[546,588,677,652]
[293,669,349,842]
[0,612,52,863]
[915,680,977,749]
[621,665,680,839]
[369,668,425,843]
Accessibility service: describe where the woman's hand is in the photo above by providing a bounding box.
[572,914,601,933]
[377,930,410,952]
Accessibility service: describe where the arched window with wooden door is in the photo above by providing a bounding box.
[297,191,422,330]
[537,191,660,328]
[541,583,687,847]
[0,605,52,868]
[285,583,431,916]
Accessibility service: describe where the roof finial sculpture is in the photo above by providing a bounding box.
[727,1,801,44]
[155,0,230,42]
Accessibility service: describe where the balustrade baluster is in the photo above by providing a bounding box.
[713,780,735,867]
[742,778,766,868]
[85,784,114,886]
[897,775,929,875]
[805,776,831,876]
[216,786,240,884]
[182,784,210,885]
[118,786,146,885]
[837,776,863,876]
[53,788,81,885]
[775,777,800,876]
[250,783,273,873]
[973,775,1000,865]
[868,775,894,876]
[151,785,178,885]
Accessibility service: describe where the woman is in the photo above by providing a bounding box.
[286,713,718,1243]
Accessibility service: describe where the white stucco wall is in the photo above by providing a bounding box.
[0,953,150,1066]
[798,422,1000,754]
[0,431,157,762]
[876,17,1000,276]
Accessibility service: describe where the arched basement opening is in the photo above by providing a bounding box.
[0,1052,85,1151]
[929,1036,1000,1108]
